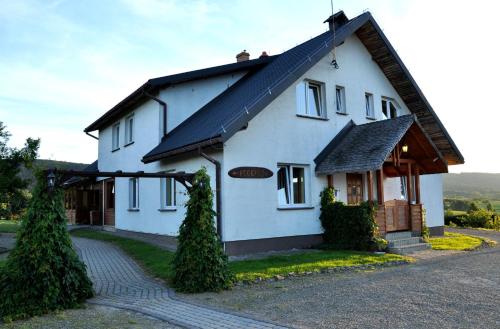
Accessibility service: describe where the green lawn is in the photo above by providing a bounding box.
[429,232,483,250]
[71,229,412,283]
[0,220,20,233]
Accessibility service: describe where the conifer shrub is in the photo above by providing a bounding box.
[0,171,93,321]
[172,168,233,293]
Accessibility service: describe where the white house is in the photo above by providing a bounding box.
[80,11,463,255]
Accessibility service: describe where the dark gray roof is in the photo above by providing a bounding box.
[64,160,98,186]
[314,116,416,174]
[84,56,277,132]
[142,12,371,162]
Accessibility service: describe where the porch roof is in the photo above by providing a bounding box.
[314,115,447,175]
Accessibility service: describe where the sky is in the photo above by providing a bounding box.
[1,0,499,173]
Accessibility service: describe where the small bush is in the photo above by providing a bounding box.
[172,168,233,293]
[319,189,378,251]
[0,172,93,321]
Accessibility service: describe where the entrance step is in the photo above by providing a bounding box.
[385,231,413,241]
[388,243,431,255]
[388,237,423,248]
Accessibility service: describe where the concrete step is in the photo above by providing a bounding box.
[389,243,431,255]
[385,231,413,241]
[388,237,423,248]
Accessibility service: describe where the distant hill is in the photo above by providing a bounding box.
[444,173,500,199]
[19,159,89,189]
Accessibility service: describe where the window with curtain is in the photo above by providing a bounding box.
[382,97,399,119]
[161,177,176,209]
[129,178,139,209]
[277,164,309,206]
[125,114,134,145]
[112,123,120,150]
[365,93,374,118]
[296,80,326,118]
[336,86,346,114]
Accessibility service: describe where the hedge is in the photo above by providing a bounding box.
[319,188,379,251]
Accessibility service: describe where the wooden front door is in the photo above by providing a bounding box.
[346,173,363,205]
[104,180,115,226]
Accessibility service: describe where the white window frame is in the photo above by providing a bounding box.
[335,86,346,114]
[129,178,139,210]
[111,123,120,151]
[296,80,326,118]
[160,177,177,210]
[277,164,310,208]
[365,92,375,119]
[381,97,400,120]
[125,114,134,145]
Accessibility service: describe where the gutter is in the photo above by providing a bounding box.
[198,149,223,242]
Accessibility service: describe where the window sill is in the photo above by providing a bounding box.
[124,141,134,148]
[111,147,120,153]
[296,114,328,121]
[336,111,348,116]
[277,206,315,211]
[366,116,377,121]
[127,208,140,212]
[158,208,177,212]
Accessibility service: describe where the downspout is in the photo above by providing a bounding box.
[143,91,167,139]
[198,149,223,244]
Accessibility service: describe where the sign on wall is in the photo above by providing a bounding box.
[228,167,273,179]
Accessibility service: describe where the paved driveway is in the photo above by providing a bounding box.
[73,237,286,329]
[181,229,500,329]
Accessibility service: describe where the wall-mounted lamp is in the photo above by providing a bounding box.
[402,144,409,153]
[47,170,56,192]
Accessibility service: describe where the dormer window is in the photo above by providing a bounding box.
[111,123,120,151]
[296,80,326,118]
[382,97,399,119]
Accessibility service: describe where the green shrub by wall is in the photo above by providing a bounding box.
[320,189,378,251]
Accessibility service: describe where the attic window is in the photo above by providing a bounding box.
[382,97,399,119]
[296,80,326,118]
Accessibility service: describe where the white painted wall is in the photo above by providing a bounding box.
[420,174,444,228]
[222,35,443,242]
[97,73,240,235]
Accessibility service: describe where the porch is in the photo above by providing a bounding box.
[315,115,448,237]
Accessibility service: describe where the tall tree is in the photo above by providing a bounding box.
[0,121,40,219]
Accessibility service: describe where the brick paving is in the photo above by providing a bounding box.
[72,237,287,329]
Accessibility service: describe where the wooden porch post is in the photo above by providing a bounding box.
[327,174,334,188]
[376,169,384,205]
[415,167,421,204]
[407,162,413,231]
[367,171,374,203]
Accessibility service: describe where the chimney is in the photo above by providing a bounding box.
[324,10,349,31]
[236,50,250,62]
[259,51,269,58]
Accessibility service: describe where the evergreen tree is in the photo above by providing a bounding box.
[0,171,93,321]
[172,168,233,293]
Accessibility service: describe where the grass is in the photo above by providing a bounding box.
[0,220,20,233]
[429,232,483,250]
[71,229,412,283]
[230,251,412,281]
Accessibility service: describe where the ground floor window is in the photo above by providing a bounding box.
[129,178,139,209]
[400,176,416,203]
[161,177,176,209]
[277,164,309,207]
